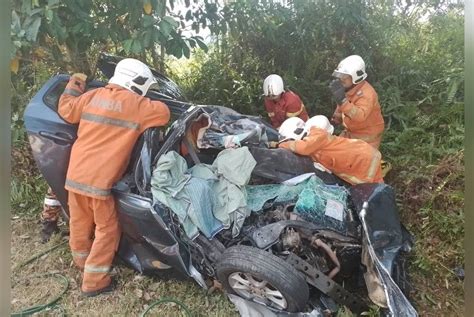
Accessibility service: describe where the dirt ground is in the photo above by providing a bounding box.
[10,214,238,316]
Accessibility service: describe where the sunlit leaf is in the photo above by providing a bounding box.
[143,1,152,15]
[10,57,20,74]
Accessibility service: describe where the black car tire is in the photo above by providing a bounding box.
[216,245,309,312]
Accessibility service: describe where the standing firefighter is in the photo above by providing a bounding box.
[40,186,62,243]
[58,59,170,297]
[263,74,309,129]
[329,55,384,149]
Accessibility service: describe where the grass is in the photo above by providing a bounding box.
[10,214,238,316]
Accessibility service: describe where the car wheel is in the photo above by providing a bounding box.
[216,245,309,312]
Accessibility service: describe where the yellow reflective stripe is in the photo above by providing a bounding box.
[286,103,305,117]
[268,112,275,117]
[345,106,358,118]
[367,151,382,179]
[289,141,297,152]
[66,179,111,197]
[84,265,110,273]
[81,113,140,130]
[351,132,383,143]
[337,173,365,185]
[63,88,82,97]
[72,251,90,258]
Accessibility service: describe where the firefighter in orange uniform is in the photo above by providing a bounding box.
[58,58,170,297]
[329,55,384,149]
[263,74,309,129]
[40,186,62,243]
[278,116,383,185]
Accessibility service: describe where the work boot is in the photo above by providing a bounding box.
[41,220,60,243]
[82,278,117,297]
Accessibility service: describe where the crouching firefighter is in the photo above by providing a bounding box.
[263,74,309,129]
[58,59,170,296]
[278,116,383,185]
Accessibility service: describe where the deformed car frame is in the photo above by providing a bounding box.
[24,53,417,316]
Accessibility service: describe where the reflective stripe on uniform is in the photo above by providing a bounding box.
[289,141,297,152]
[367,151,382,179]
[65,179,111,197]
[44,198,61,206]
[72,251,90,258]
[337,173,365,185]
[63,88,82,97]
[268,112,275,117]
[84,264,110,273]
[286,103,305,117]
[81,113,140,130]
[345,106,358,118]
[351,132,383,143]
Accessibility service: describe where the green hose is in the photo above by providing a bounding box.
[11,241,69,316]
[11,273,69,317]
[140,297,193,317]
[13,240,68,271]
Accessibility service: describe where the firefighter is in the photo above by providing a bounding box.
[329,55,385,149]
[278,116,383,185]
[263,74,309,129]
[40,186,62,243]
[58,58,170,297]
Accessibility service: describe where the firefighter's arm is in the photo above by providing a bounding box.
[338,93,374,122]
[285,95,306,118]
[331,105,343,125]
[140,99,171,131]
[278,128,327,155]
[58,74,87,124]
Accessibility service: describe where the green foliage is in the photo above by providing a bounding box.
[11,0,223,75]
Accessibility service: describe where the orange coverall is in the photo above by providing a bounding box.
[332,81,384,149]
[58,75,170,292]
[265,90,309,128]
[279,127,383,185]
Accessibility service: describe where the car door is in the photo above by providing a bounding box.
[23,75,104,214]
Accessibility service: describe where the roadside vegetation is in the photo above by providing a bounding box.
[11,0,464,315]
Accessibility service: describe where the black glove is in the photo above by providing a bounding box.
[329,79,347,105]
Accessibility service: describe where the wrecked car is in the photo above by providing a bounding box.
[24,54,417,316]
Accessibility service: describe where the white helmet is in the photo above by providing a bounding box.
[278,117,306,141]
[109,58,157,96]
[263,74,284,97]
[305,115,334,135]
[332,55,367,84]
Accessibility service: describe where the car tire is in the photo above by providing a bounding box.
[216,245,309,312]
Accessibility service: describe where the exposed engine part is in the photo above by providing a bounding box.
[285,253,368,314]
[282,228,301,250]
[311,238,341,279]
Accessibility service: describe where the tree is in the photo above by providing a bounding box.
[11,0,222,75]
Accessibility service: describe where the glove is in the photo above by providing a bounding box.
[268,141,279,148]
[331,108,342,125]
[329,79,347,105]
[72,73,87,82]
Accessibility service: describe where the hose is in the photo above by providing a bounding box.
[11,240,69,316]
[13,240,68,271]
[140,297,192,317]
[11,273,69,317]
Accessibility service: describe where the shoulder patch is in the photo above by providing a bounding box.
[356,90,363,96]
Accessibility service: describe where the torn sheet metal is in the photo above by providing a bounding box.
[351,184,418,317]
